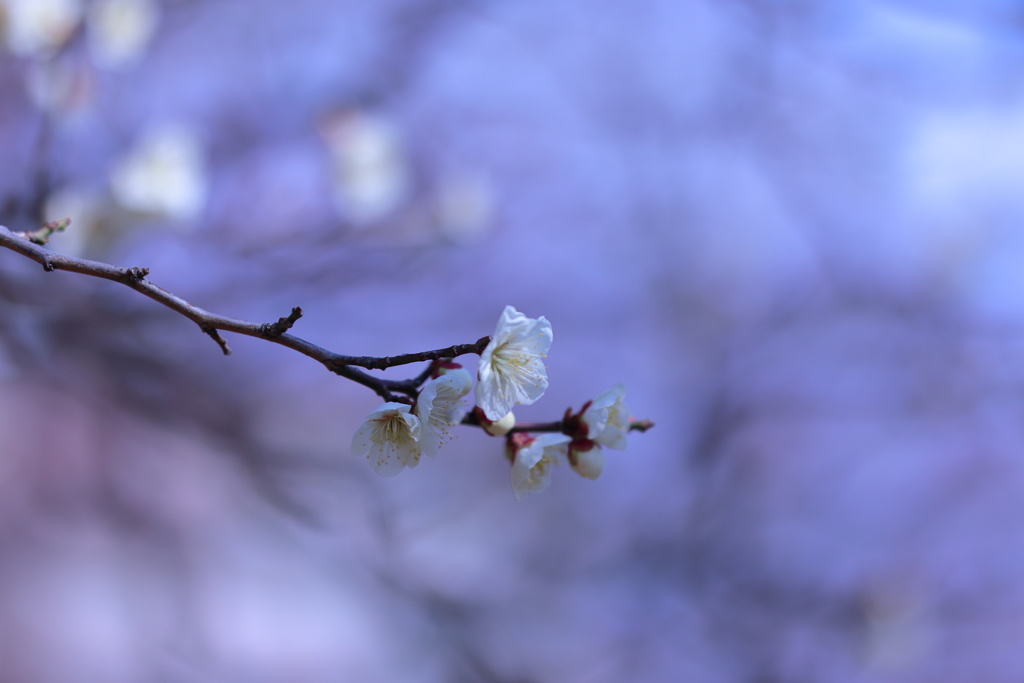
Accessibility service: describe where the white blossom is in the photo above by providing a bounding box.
[321,110,410,225]
[566,385,631,480]
[351,402,421,477]
[476,306,552,421]
[2,0,83,57]
[415,368,472,457]
[581,383,630,450]
[109,124,207,220]
[88,0,160,69]
[510,433,570,501]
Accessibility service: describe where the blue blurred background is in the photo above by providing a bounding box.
[3,0,1024,681]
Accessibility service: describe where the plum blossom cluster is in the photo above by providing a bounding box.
[350,364,473,475]
[351,305,642,500]
[507,383,631,500]
[0,225,651,501]
[352,305,549,477]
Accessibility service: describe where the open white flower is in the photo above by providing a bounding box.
[581,383,630,450]
[476,305,552,421]
[415,368,472,457]
[351,402,421,476]
[510,433,571,501]
[566,385,630,480]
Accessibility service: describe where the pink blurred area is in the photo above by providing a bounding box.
[3,1,1024,681]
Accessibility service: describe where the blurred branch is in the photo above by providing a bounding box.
[0,222,488,402]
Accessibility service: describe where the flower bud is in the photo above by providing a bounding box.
[484,410,516,437]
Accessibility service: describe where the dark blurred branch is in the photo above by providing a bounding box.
[0,223,488,402]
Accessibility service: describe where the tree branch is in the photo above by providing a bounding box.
[0,224,488,401]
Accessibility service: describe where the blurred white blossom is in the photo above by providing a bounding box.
[109,124,206,221]
[87,0,159,68]
[1,0,83,57]
[321,110,410,225]
[476,306,552,421]
[581,383,630,450]
[351,403,421,477]
[565,384,630,480]
[509,433,570,501]
[415,368,472,458]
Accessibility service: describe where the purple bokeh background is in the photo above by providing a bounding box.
[3,1,1024,681]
